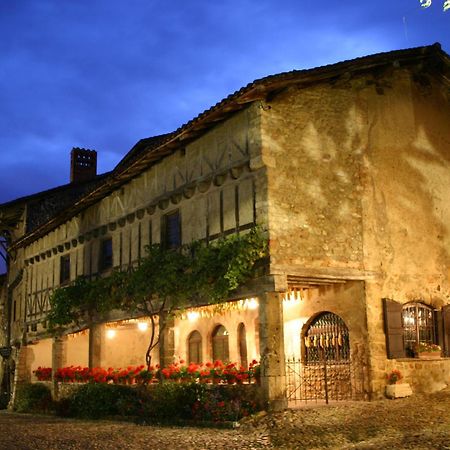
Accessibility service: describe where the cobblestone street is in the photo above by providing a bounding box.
[1,388,449,449]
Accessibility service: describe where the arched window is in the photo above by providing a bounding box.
[188,330,202,364]
[237,323,248,368]
[212,325,229,363]
[402,303,436,357]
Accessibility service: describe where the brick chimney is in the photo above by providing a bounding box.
[70,148,97,183]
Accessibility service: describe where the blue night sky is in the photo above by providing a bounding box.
[0,0,449,205]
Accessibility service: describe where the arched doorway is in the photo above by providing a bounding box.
[286,311,361,404]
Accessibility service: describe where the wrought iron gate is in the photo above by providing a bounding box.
[286,312,366,404]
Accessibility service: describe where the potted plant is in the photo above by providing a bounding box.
[385,369,412,399]
[416,342,441,359]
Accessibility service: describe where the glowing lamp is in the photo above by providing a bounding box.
[187,311,200,321]
[247,298,259,310]
[106,329,116,339]
[137,322,148,332]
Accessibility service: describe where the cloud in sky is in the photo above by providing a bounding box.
[0,0,448,206]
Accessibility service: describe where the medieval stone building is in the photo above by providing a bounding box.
[1,43,450,409]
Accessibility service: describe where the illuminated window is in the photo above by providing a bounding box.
[188,330,202,364]
[402,303,436,357]
[212,325,229,363]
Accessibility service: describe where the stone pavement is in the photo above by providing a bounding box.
[1,388,450,449]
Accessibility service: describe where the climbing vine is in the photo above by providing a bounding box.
[47,227,268,367]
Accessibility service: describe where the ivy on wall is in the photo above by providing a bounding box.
[47,227,268,367]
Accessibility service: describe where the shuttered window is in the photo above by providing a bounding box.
[383,299,450,359]
[442,305,450,357]
[383,298,406,359]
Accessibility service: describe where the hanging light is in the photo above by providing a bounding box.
[187,311,200,321]
[106,329,116,339]
[246,298,259,310]
[137,322,148,332]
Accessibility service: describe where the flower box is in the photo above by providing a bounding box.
[418,352,441,359]
[385,383,412,399]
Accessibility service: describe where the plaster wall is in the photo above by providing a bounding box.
[65,332,89,368]
[174,305,259,365]
[28,338,52,381]
[100,322,159,368]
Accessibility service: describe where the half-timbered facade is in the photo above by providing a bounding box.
[1,43,450,408]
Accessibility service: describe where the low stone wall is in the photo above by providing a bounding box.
[385,358,450,394]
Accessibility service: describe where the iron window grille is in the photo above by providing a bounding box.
[402,303,436,357]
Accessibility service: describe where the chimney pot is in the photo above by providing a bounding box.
[70,148,97,183]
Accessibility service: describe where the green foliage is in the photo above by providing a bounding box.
[48,227,267,328]
[14,383,53,413]
[142,382,194,421]
[55,382,263,423]
[140,382,264,423]
[59,383,144,419]
[189,384,263,422]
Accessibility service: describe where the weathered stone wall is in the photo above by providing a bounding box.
[283,281,368,361]
[261,80,366,271]
[385,358,450,394]
[262,67,450,397]
[360,70,450,395]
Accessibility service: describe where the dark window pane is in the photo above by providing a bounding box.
[60,255,71,284]
[99,238,113,271]
[163,211,181,249]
